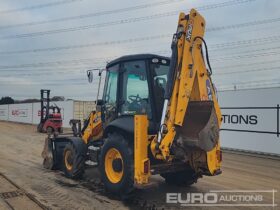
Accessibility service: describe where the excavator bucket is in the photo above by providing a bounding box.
[176,101,219,152]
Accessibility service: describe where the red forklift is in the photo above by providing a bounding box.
[37,89,63,134]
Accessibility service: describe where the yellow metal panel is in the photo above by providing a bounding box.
[152,12,188,160]
[175,9,206,125]
[166,12,188,131]
[159,127,176,160]
[81,111,102,144]
[206,141,222,175]
[134,115,150,184]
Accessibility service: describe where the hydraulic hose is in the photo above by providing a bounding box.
[193,36,213,75]
[164,34,178,100]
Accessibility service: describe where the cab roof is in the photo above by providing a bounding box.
[106,54,170,69]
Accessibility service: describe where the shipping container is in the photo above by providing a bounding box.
[73,101,96,126]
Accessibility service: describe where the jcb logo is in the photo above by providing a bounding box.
[206,79,213,100]
[186,20,193,41]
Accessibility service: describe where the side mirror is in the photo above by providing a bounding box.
[86,68,105,105]
[87,70,93,83]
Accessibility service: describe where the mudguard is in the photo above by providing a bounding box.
[104,116,134,137]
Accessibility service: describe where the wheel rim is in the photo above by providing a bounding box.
[64,150,73,171]
[105,148,124,183]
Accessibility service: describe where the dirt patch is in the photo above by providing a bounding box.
[0,121,279,210]
[0,173,48,210]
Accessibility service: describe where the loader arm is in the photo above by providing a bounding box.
[81,111,103,144]
[151,9,222,174]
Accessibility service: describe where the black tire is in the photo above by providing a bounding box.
[99,133,134,197]
[161,169,198,186]
[47,126,53,134]
[63,142,85,179]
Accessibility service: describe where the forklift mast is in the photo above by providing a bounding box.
[40,89,50,123]
[37,89,63,134]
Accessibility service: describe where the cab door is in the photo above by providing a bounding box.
[102,64,119,126]
[119,60,152,119]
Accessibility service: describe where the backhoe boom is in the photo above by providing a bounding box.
[153,9,222,175]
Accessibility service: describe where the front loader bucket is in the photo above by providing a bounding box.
[42,137,54,169]
[176,101,219,152]
[42,137,69,170]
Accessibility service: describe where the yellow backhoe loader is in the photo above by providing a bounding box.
[42,9,222,197]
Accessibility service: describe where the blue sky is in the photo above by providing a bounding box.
[0,0,279,100]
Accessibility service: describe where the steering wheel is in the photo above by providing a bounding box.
[128,95,142,103]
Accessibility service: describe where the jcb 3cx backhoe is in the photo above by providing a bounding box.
[42,9,222,197]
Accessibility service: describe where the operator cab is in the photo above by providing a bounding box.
[101,54,170,133]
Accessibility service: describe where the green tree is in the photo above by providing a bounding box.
[0,96,15,105]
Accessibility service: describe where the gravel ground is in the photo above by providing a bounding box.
[0,121,279,210]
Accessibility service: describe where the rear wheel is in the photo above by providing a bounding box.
[99,133,134,197]
[63,142,85,179]
[161,169,198,186]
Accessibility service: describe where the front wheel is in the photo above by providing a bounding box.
[99,133,134,197]
[63,142,85,179]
